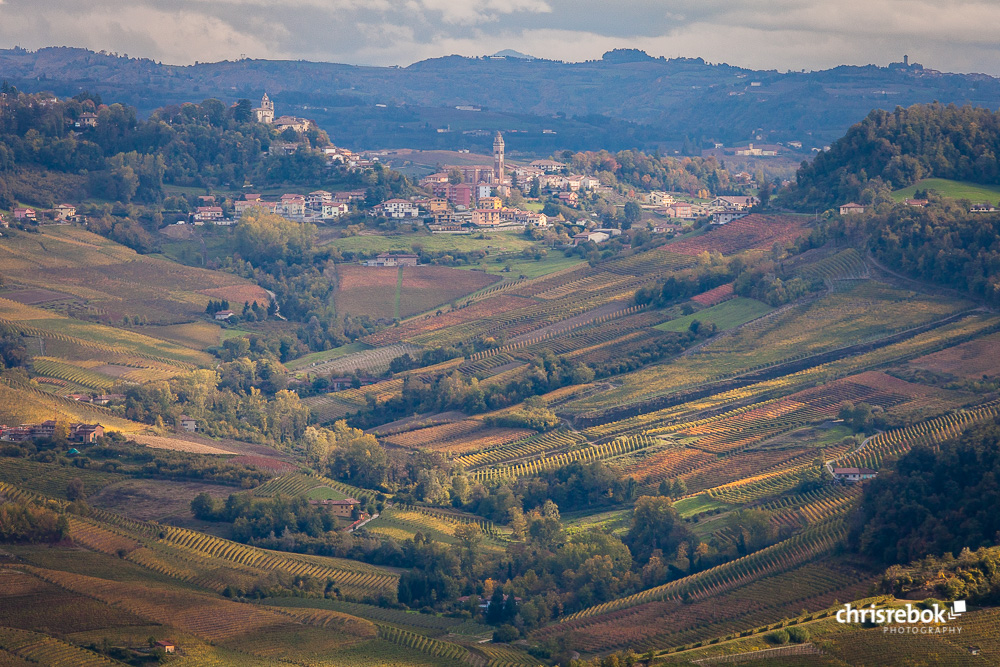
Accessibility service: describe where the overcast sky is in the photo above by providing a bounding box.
[3,0,1000,75]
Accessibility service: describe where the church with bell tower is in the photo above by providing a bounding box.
[254,93,274,124]
[493,131,505,184]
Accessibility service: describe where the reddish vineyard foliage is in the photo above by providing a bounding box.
[691,282,735,306]
[667,215,809,257]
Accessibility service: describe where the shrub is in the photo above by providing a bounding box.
[786,626,810,643]
[765,630,790,645]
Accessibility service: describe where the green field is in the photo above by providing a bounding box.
[672,494,732,518]
[892,177,1000,203]
[325,230,536,255]
[655,297,774,333]
[457,252,585,279]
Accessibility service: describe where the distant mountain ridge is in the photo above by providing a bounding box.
[4,46,1000,153]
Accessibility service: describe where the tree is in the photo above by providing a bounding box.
[622,201,641,229]
[191,492,217,520]
[66,478,85,502]
[232,98,253,123]
[625,496,693,563]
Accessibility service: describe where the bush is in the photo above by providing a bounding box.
[786,626,810,643]
[492,624,519,643]
[765,629,790,645]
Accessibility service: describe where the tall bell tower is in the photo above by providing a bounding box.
[493,131,505,183]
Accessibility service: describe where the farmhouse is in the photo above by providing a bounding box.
[375,199,420,218]
[309,498,361,517]
[214,310,235,321]
[364,253,419,267]
[711,195,759,211]
[13,207,36,221]
[712,211,749,225]
[839,202,866,215]
[75,112,98,128]
[178,415,198,433]
[154,640,176,654]
[0,421,104,443]
[573,231,609,245]
[193,206,224,223]
[831,467,877,482]
[53,204,77,220]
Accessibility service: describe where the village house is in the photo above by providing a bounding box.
[0,421,104,443]
[711,195,759,211]
[193,206,224,223]
[75,112,98,128]
[273,116,311,133]
[375,199,420,218]
[276,195,306,219]
[712,211,749,225]
[364,253,419,268]
[309,498,361,518]
[214,310,235,321]
[660,202,694,219]
[651,222,683,234]
[13,207,36,221]
[478,196,503,210]
[327,377,377,391]
[53,203,77,220]
[178,415,198,433]
[307,190,333,208]
[154,640,176,654]
[648,191,674,206]
[573,231,610,245]
[472,208,502,227]
[904,198,930,207]
[529,159,566,173]
[970,204,997,213]
[831,467,877,483]
[839,202,866,215]
[320,202,349,220]
[557,191,579,206]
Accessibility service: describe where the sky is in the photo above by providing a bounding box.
[3,0,1000,75]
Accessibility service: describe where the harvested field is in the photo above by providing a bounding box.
[199,284,270,306]
[0,288,72,304]
[142,321,223,350]
[364,294,535,345]
[667,215,808,257]
[909,331,1000,379]
[386,422,535,454]
[91,479,237,522]
[336,265,400,320]
[398,265,499,317]
[130,433,236,455]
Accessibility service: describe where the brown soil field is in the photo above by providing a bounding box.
[0,288,73,304]
[909,332,1000,379]
[199,284,271,306]
[91,479,237,521]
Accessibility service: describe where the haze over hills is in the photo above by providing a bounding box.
[5,46,1000,153]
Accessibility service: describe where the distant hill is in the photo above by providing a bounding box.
[5,47,1000,154]
[490,50,535,60]
[783,103,1000,208]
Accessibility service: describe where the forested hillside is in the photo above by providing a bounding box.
[785,103,1000,208]
[6,47,1000,152]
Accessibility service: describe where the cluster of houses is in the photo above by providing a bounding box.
[0,421,104,443]
[371,194,549,232]
[7,204,78,225]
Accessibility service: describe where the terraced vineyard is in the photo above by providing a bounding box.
[0,626,118,666]
[294,343,422,378]
[838,401,1000,470]
[471,433,657,481]
[454,428,588,469]
[559,518,847,622]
